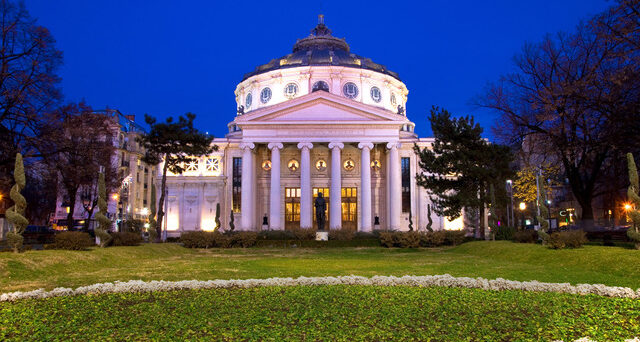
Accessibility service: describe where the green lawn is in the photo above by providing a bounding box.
[0,241,638,292]
[1,286,639,341]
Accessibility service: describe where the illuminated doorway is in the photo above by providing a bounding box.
[284,187,300,230]
[342,187,357,230]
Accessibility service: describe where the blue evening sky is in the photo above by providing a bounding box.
[25,0,611,140]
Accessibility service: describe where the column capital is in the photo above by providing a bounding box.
[358,142,374,150]
[239,142,255,150]
[297,142,314,150]
[267,142,283,150]
[386,141,402,150]
[328,142,344,150]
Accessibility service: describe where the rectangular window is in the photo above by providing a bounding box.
[401,157,411,213]
[232,157,242,212]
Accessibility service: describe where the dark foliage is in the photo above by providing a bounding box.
[53,231,94,250]
[513,230,538,243]
[548,230,588,249]
[110,232,143,246]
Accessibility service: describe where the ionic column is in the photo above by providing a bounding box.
[387,142,402,230]
[298,142,313,229]
[328,142,344,229]
[239,142,255,230]
[268,142,283,230]
[358,142,374,232]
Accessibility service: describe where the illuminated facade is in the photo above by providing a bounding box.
[161,17,463,235]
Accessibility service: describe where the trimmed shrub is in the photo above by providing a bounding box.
[444,230,466,246]
[379,231,395,248]
[420,231,446,247]
[111,232,143,246]
[229,232,258,248]
[548,230,588,249]
[398,231,421,248]
[213,233,232,248]
[288,227,317,240]
[53,231,94,250]
[494,225,515,241]
[328,228,356,241]
[180,231,215,248]
[257,230,295,240]
[513,230,537,243]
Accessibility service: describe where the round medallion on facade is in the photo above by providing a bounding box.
[288,159,300,171]
[371,159,381,171]
[312,80,329,92]
[343,82,359,99]
[245,93,252,109]
[390,93,397,106]
[315,159,327,171]
[262,160,272,171]
[370,86,382,103]
[284,83,298,98]
[343,159,355,171]
[260,87,272,104]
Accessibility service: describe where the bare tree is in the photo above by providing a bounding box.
[0,0,62,193]
[479,8,640,224]
[44,103,118,229]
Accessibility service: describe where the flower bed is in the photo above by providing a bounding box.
[2,274,639,302]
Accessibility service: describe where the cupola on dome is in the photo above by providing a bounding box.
[241,15,400,81]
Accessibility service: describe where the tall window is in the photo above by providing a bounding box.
[401,157,411,212]
[232,157,242,212]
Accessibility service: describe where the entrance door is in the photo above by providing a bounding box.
[342,187,357,230]
[313,188,329,230]
[285,187,300,230]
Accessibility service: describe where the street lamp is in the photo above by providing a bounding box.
[519,202,526,229]
[506,180,514,227]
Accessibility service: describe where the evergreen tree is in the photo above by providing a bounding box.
[6,153,27,252]
[426,204,433,232]
[414,107,513,238]
[215,203,221,230]
[536,174,551,243]
[94,172,112,247]
[229,210,235,232]
[137,113,214,241]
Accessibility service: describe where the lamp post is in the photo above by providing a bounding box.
[506,180,514,228]
[519,202,526,230]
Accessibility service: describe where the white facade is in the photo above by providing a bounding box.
[161,18,463,236]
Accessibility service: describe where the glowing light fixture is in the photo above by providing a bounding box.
[519,202,526,211]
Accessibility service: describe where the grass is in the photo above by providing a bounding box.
[0,241,638,292]
[1,286,639,341]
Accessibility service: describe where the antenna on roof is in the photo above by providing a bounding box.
[318,14,324,25]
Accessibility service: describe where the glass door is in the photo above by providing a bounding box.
[341,187,357,231]
[284,187,300,230]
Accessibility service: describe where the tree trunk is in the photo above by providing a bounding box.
[65,185,78,230]
[155,156,169,242]
[83,202,95,231]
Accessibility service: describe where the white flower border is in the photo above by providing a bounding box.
[1,274,639,302]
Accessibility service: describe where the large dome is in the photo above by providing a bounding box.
[241,15,400,82]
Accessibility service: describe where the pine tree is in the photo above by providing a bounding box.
[626,153,640,248]
[137,113,214,241]
[6,153,28,253]
[94,172,112,247]
[414,107,513,238]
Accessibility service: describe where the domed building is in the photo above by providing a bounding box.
[161,16,463,236]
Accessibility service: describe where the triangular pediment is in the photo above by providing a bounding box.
[236,91,408,124]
